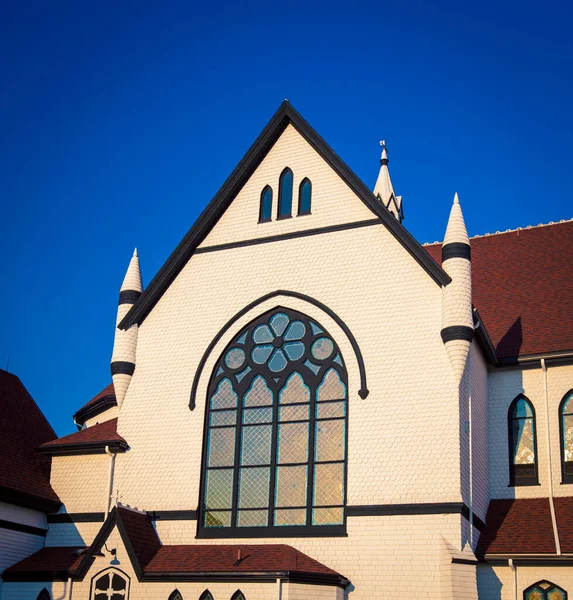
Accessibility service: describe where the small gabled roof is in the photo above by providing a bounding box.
[2,546,85,582]
[73,382,117,426]
[0,369,61,512]
[119,101,450,330]
[38,418,128,456]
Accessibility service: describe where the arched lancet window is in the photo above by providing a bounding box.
[200,308,348,537]
[37,589,50,600]
[524,580,567,600]
[168,590,183,600]
[277,168,293,219]
[259,186,273,223]
[91,568,129,600]
[560,391,573,483]
[231,592,246,600]
[199,591,214,600]
[298,178,312,216]
[508,395,538,486]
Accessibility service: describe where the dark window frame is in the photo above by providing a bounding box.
[559,389,573,484]
[277,168,293,220]
[523,580,568,599]
[297,178,312,216]
[259,185,273,224]
[197,307,349,539]
[90,567,130,600]
[507,394,539,487]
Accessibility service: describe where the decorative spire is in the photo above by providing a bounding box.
[111,249,142,408]
[440,193,473,384]
[373,141,403,222]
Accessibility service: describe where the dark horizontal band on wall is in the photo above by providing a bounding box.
[0,485,61,514]
[148,510,198,521]
[195,219,383,255]
[48,512,105,523]
[452,557,478,566]
[110,361,135,376]
[118,290,142,305]
[440,325,475,344]
[0,518,47,537]
[442,242,471,261]
[198,524,347,539]
[484,558,573,567]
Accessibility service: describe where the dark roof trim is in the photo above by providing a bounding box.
[496,349,573,367]
[2,569,81,582]
[473,308,499,366]
[482,556,573,567]
[119,101,450,330]
[48,512,105,523]
[0,484,61,513]
[37,440,128,457]
[73,394,117,426]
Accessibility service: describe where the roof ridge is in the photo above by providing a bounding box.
[423,217,573,246]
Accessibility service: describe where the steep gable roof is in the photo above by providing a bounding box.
[0,369,61,512]
[73,382,117,426]
[119,101,450,330]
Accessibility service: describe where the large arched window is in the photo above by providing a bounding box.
[199,308,348,537]
[37,589,50,600]
[560,391,573,483]
[508,395,538,486]
[259,186,273,223]
[91,568,130,600]
[277,168,293,219]
[298,178,312,216]
[524,580,567,599]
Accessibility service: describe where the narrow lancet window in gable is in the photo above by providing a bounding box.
[508,395,538,486]
[37,590,50,600]
[200,308,348,537]
[298,178,312,215]
[168,591,183,600]
[231,592,246,600]
[259,185,273,223]
[91,569,129,600]
[524,580,567,600]
[277,168,293,219]
[199,590,214,600]
[560,391,573,483]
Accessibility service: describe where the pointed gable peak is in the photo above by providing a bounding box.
[444,193,469,246]
[373,141,403,222]
[121,248,143,293]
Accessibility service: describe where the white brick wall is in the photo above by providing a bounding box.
[85,405,119,428]
[45,522,103,547]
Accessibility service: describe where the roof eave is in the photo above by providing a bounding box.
[37,440,128,457]
[73,394,117,425]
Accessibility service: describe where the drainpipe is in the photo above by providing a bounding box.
[541,359,561,555]
[65,576,73,600]
[104,446,116,519]
[276,577,282,600]
[467,351,473,547]
[508,559,517,600]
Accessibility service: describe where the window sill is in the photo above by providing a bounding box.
[508,481,541,487]
[560,478,573,485]
[276,214,292,221]
[258,218,272,224]
[197,525,347,539]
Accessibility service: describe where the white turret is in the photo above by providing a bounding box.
[440,194,473,384]
[373,141,403,222]
[111,249,142,408]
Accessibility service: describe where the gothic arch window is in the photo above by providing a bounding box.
[168,591,183,600]
[91,568,130,600]
[524,580,567,599]
[199,308,348,537]
[37,590,50,600]
[231,592,246,600]
[277,168,293,219]
[199,591,214,600]
[560,390,573,483]
[508,395,538,486]
[259,185,273,223]
[298,178,312,216]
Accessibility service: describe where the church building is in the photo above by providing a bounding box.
[1,101,572,600]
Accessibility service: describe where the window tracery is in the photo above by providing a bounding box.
[508,395,538,485]
[524,580,567,600]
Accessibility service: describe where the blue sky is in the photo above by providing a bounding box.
[1,0,572,435]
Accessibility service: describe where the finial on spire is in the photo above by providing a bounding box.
[379,140,388,165]
[373,140,403,222]
[133,248,138,257]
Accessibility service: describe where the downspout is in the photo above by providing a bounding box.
[508,559,517,600]
[468,351,473,547]
[276,577,282,600]
[104,446,117,519]
[65,576,73,600]
[541,359,561,555]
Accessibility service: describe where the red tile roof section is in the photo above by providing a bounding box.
[116,507,161,570]
[0,369,61,510]
[146,543,341,576]
[424,221,573,360]
[3,546,84,576]
[476,498,556,555]
[77,382,115,412]
[39,418,126,450]
[554,496,573,553]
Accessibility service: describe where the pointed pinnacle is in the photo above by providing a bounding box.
[444,193,469,246]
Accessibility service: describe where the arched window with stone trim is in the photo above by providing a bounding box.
[199,308,348,537]
[231,591,246,600]
[199,591,214,600]
[560,390,573,483]
[298,178,312,215]
[508,395,538,486]
[277,168,293,219]
[90,568,130,600]
[259,185,273,223]
[168,590,183,600]
[524,580,567,599]
[37,589,50,600]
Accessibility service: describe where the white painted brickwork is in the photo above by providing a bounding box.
[488,363,573,498]
[85,404,119,428]
[45,522,103,547]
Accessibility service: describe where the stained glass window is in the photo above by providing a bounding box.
[91,570,129,600]
[168,591,183,600]
[509,396,538,485]
[524,580,567,600]
[231,592,246,600]
[278,168,293,218]
[560,392,573,482]
[199,591,213,600]
[259,186,273,223]
[298,178,312,215]
[201,308,348,536]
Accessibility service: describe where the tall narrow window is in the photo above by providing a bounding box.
[91,569,129,600]
[231,592,246,600]
[524,580,567,600]
[277,168,293,219]
[37,590,50,600]
[199,591,214,600]
[508,395,538,486]
[560,391,573,483]
[298,178,312,215]
[259,186,272,223]
[200,308,348,537]
[168,591,183,600]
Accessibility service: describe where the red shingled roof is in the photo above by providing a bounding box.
[475,497,573,556]
[116,506,161,571]
[2,546,84,580]
[73,383,117,425]
[38,418,127,455]
[424,221,573,361]
[0,369,61,511]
